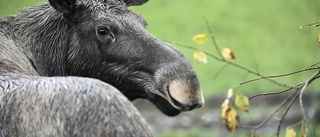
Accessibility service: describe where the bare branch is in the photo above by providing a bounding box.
[240,67,320,85]
[276,89,299,137]
[248,86,294,100]
[248,81,309,100]
[250,89,299,136]
[300,21,320,29]
[212,64,229,82]
[310,61,320,67]
[247,67,320,100]
[299,70,320,137]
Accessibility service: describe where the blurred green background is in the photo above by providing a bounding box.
[1,0,319,98]
[131,0,320,98]
[1,0,319,136]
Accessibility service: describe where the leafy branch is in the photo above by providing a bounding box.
[164,39,291,88]
[164,19,320,136]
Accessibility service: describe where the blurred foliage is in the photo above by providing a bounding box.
[130,0,320,99]
[0,0,44,16]
[1,0,319,99]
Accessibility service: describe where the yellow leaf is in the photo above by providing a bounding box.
[227,88,233,99]
[235,93,250,112]
[221,99,230,109]
[221,99,230,118]
[317,30,320,43]
[221,48,235,60]
[285,128,296,137]
[193,51,207,64]
[224,106,239,133]
[192,34,210,44]
[221,109,226,119]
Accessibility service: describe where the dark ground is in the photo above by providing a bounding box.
[133,93,320,136]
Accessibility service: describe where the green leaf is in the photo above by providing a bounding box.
[235,93,249,112]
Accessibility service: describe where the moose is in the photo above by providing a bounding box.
[0,0,204,136]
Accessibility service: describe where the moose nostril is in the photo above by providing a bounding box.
[189,103,203,110]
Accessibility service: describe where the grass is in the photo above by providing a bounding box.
[1,0,320,99]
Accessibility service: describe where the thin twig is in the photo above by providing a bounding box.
[300,21,320,29]
[250,89,299,136]
[249,87,293,100]
[203,16,224,60]
[299,70,320,137]
[212,64,229,82]
[245,67,320,100]
[248,82,305,100]
[240,67,320,85]
[310,61,320,67]
[276,89,299,137]
[248,68,320,100]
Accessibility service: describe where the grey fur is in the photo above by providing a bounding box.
[0,0,203,136]
[123,0,149,6]
[0,74,152,137]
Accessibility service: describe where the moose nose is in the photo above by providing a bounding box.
[166,79,205,111]
[189,103,204,110]
[175,102,204,111]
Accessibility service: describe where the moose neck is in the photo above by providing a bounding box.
[12,2,71,76]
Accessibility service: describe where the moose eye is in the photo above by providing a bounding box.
[96,26,115,43]
[97,28,109,35]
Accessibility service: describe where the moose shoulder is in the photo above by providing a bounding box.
[0,74,153,136]
[0,0,204,136]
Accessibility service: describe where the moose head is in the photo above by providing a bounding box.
[28,0,206,116]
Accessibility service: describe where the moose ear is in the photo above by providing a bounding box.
[123,0,149,6]
[49,0,80,13]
